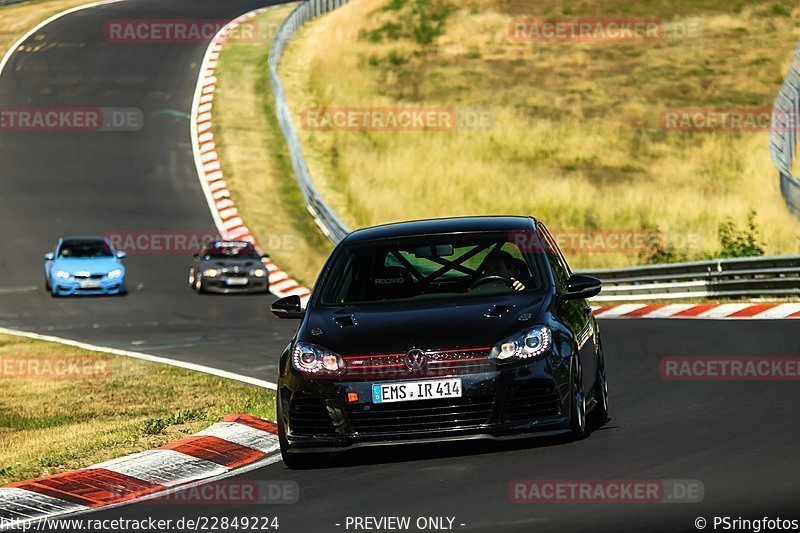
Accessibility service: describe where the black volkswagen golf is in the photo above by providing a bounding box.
[271,216,608,468]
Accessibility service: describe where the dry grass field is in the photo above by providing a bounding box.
[0,0,101,54]
[279,0,800,269]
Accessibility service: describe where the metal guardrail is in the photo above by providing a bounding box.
[269,0,352,243]
[770,43,800,217]
[577,255,800,302]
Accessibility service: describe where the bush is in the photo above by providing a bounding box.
[638,228,688,265]
[717,210,765,258]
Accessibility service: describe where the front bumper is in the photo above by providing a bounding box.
[280,357,572,452]
[203,276,269,294]
[51,277,124,296]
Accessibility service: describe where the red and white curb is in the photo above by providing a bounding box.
[0,415,280,529]
[593,303,800,319]
[190,4,311,306]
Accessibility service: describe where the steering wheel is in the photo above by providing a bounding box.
[470,275,513,290]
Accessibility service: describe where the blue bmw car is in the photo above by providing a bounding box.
[44,237,127,296]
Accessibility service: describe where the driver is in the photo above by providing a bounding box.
[478,250,526,292]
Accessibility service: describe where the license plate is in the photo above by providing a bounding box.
[80,281,101,289]
[225,277,248,286]
[372,378,462,404]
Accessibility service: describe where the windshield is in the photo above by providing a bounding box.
[318,232,547,305]
[57,240,113,258]
[201,242,260,260]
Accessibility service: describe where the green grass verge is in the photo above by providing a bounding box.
[0,334,275,485]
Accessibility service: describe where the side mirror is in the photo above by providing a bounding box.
[116,251,127,259]
[44,252,54,261]
[270,295,305,319]
[565,274,602,300]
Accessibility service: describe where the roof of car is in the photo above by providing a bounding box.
[342,216,539,244]
[60,236,106,243]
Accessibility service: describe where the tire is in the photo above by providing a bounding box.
[569,354,587,440]
[188,269,196,290]
[44,274,51,292]
[589,341,609,427]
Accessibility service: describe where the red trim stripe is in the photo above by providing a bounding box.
[162,436,263,469]
[672,304,716,317]
[221,414,279,435]
[11,469,163,507]
[592,305,617,316]
[621,305,665,318]
[727,304,775,318]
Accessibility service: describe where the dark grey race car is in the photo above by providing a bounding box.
[188,240,270,294]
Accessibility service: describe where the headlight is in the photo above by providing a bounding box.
[55,270,71,279]
[292,342,344,375]
[489,326,552,361]
[203,268,219,278]
[108,269,122,279]
[251,269,266,278]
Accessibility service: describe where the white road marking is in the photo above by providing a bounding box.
[0,326,277,390]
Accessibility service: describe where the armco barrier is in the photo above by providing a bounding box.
[578,255,800,302]
[269,0,352,243]
[770,43,800,217]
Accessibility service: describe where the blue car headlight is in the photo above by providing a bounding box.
[55,270,71,279]
[108,269,123,279]
[489,326,552,361]
[292,342,344,375]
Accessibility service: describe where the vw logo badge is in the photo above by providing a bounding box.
[404,349,427,372]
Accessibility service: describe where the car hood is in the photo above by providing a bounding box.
[302,294,548,356]
[51,258,121,274]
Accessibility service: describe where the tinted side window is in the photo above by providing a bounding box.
[538,225,570,291]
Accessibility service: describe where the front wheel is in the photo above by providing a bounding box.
[569,355,587,440]
[590,341,609,427]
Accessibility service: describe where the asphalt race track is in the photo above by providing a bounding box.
[93,320,800,532]
[2,2,799,532]
[0,0,295,379]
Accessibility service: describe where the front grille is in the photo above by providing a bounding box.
[342,348,494,380]
[346,395,494,434]
[289,397,336,436]
[74,273,104,280]
[502,381,560,423]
